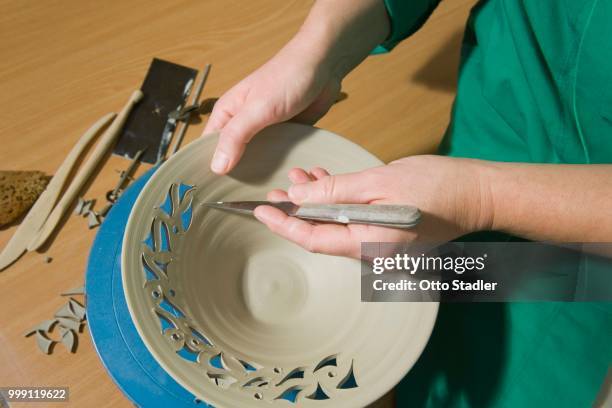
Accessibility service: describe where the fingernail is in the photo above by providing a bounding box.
[288,184,307,202]
[211,151,229,174]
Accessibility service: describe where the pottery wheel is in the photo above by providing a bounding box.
[86,168,210,407]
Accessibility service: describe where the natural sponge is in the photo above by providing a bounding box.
[0,171,50,227]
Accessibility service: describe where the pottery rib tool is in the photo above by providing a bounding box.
[113,58,198,164]
[28,90,143,251]
[0,113,116,271]
[203,201,421,229]
[170,64,212,156]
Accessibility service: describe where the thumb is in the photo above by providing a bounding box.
[210,103,273,174]
[287,172,371,204]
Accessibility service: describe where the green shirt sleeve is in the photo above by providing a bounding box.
[372,0,442,54]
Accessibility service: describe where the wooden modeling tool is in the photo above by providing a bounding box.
[28,90,143,251]
[0,113,116,271]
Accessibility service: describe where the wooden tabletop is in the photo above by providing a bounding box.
[0,1,474,406]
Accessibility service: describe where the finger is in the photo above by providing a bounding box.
[287,171,371,204]
[288,168,313,184]
[203,89,242,136]
[203,104,233,136]
[309,167,330,180]
[267,189,289,202]
[253,205,360,257]
[210,103,271,174]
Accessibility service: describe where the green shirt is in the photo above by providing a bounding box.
[377,1,612,406]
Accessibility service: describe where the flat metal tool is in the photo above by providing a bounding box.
[113,58,198,164]
[202,201,421,229]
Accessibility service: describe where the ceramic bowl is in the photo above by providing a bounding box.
[122,123,438,407]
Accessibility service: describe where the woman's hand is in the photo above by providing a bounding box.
[203,0,391,174]
[203,40,342,174]
[253,155,495,258]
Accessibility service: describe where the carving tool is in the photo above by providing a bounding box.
[202,201,421,229]
[158,79,194,164]
[28,90,143,251]
[170,64,212,156]
[106,148,146,203]
[0,112,116,271]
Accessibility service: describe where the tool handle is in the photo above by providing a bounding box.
[295,204,420,229]
[28,90,143,250]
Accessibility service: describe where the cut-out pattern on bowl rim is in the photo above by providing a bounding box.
[140,183,359,404]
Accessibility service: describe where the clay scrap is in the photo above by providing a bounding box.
[24,286,86,355]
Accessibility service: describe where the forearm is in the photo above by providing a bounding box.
[286,0,390,78]
[485,163,612,242]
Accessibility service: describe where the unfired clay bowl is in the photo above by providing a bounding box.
[122,123,438,407]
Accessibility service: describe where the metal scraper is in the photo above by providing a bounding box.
[113,58,198,164]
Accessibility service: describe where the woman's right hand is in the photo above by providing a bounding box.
[203,37,342,174]
[203,0,391,175]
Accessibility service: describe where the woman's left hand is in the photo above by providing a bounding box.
[254,155,495,258]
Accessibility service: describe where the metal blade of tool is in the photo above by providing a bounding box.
[203,201,299,215]
[113,58,198,164]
